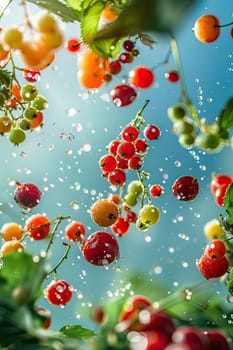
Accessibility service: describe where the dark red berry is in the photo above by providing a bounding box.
[81,231,119,266]
[108,169,126,186]
[128,155,143,170]
[172,326,209,350]
[130,66,155,89]
[92,306,105,324]
[141,311,176,339]
[172,176,199,201]
[165,70,180,83]
[231,27,233,39]
[109,60,122,74]
[117,141,135,159]
[123,39,134,52]
[44,280,73,306]
[143,124,161,140]
[119,52,133,64]
[204,329,231,350]
[121,125,139,142]
[198,253,229,279]
[111,84,137,107]
[14,181,41,209]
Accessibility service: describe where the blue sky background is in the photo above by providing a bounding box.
[0,0,233,331]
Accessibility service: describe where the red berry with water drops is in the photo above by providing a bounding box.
[210,173,233,194]
[25,214,50,240]
[66,38,81,53]
[81,231,119,266]
[121,125,139,142]
[205,239,226,259]
[123,39,134,52]
[197,253,229,279]
[143,124,160,140]
[135,138,148,153]
[130,66,155,89]
[126,210,137,223]
[111,84,137,107]
[65,220,86,242]
[149,184,164,198]
[99,154,117,172]
[214,182,230,207]
[117,141,135,159]
[23,68,40,82]
[129,155,143,170]
[108,169,126,186]
[165,70,180,83]
[44,279,73,306]
[108,139,121,155]
[119,52,133,64]
[111,217,130,236]
[172,176,199,201]
[14,181,42,209]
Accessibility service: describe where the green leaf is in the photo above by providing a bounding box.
[81,1,105,43]
[224,183,233,225]
[91,0,196,43]
[0,69,11,87]
[59,324,95,339]
[26,0,79,22]
[216,97,233,130]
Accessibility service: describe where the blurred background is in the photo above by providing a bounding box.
[0,0,232,331]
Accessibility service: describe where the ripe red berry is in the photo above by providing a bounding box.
[117,156,129,170]
[172,176,199,201]
[128,155,143,170]
[135,138,148,153]
[121,125,139,142]
[109,60,122,74]
[44,279,73,306]
[143,124,160,140]
[231,27,233,39]
[149,184,164,198]
[111,84,137,107]
[172,325,209,350]
[117,141,135,159]
[122,39,134,52]
[81,231,119,266]
[111,217,130,235]
[99,154,117,172]
[66,38,81,53]
[214,182,230,207]
[204,329,231,350]
[197,253,229,279]
[65,220,86,242]
[125,210,137,223]
[119,52,133,63]
[141,311,176,339]
[108,169,126,186]
[210,173,233,194]
[129,66,155,89]
[14,181,42,209]
[36,307,51,329]
[108,139,121,155]
[204,239,226,259]
[165,70,180,83]
[23,68,40,82]
[25,214,50,240]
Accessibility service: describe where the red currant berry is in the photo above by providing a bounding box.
[143,124,160,140]
[99,154,117,172]
[117,156,129,170]
[108,139,121,155]
[23,68,40,82]
[108,169,126,186]
[14,181,42,209]
[128,155,143,170]
[44,280,73,306]
[111,84,137,107]
[172,325,209,350]
[119,295,151,329]
[66,38,81,53]
[165,70,180,83]
[210,173,233,194]
[149,184,164,198]
[231,27,233,38]
[197,253,229,279]
[81,231,119,266]
[172,176,199,201]
[214,182,231,207]
[25,214,50,240]
[129,66,155,89]
[65,221,86,242]
[122,39,134,52]
[117,141,135,159]
[204,329,231,350]
[125,210,137,223]
[111,217,130,235]
[141,311,176,339]
[135,138,148,153]
[119,52,133,63]
[204,239,226,259]
[36,307,51,329]
[109,60,122,74]
[121,125,139,142]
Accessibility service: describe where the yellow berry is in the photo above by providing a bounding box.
[35,12,58,33]
[1,222,23,241]
[204,218,225,239]
[0,240,24,256]
[1,26,23,49]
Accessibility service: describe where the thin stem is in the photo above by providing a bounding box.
[47,242,71,278]
[20,0,33,29]
[215,21,233,28]
[0,0,12,19]
[45,215,71,253]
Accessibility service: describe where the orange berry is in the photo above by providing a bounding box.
[65,221,86,242]
[102,4,120,21]
[0,240,24,256]
[11,84,22,102]
[30,111,43,129]
[193,14,220,43]
[90,198,120,227]
[78,69,105,89]
[20,39,53,70]
[0,115,12,134]
[1,222,23,241]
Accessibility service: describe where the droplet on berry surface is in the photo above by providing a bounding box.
[110,84,137,107]
[14,181,42,209]
[172,176,199,201]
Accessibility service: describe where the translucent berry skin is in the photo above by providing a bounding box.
[197,253,229,279]
[65,221,86,242]
[108,169,126,186]
[81,231,119,266]
[14,182,41,209]
[129,66,155,89]
[23,69,41,82]
[121,125,139,142]
[149,184,164,198]
[111,217,130,236]
[117,141,135,159]
[172,176,199,201]
[143,124,161,140]
[44,280,73,306]
[25,214,50,240]
[99,154,117,172]
[165,70,180,83]
[129,155,143,170]
[111,84,137,107]
[204,239,226,259]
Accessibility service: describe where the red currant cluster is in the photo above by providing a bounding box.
[93,294,232,350]
[210,173,233,207]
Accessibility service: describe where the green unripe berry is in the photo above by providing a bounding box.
[23,107,37,120]
[196,132,221,151]
[124,193,138,207]
[173,119,195,135]
[21,84,38,102]
[32,95,48,110]
[127,180,143,197]
[179,133,195,147]
[0,92,6,106]
[139,204,160,226]
[136,219,149,231]
[8,128,26,145]
[19,118,31,130]
[168,103,186,121]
